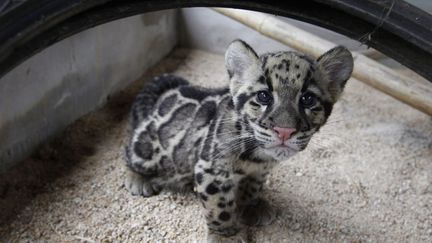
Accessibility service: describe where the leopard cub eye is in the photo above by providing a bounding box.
[256,90,273,105]
[300,92,317,108]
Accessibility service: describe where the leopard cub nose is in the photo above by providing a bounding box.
[273,127,296,141]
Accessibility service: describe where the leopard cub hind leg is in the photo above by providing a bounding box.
[124,127,165,197]
[124,168,160,197]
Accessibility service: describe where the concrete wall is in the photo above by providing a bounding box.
[0,10,178,171]
[3,4,430,172]
[179,8,288,55]
[406,0,432,13]
[179,8,366,56]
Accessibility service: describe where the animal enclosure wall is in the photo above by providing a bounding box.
[178,8,367,54]
[0,10,177,171]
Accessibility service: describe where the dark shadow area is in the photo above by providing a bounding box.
[246,192,374,242]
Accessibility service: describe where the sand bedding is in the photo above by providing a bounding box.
[1,49,431,242]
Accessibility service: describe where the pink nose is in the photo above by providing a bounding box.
[273,127,296,141]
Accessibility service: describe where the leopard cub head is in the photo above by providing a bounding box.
[225,40,353,161]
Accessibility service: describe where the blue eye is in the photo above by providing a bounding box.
[300,92,317,108]
[257,91,273,105]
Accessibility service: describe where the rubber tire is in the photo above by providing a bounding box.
[0,0,431,82]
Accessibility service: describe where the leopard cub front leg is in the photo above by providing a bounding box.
[195,161,243,242]
[237,174,277,227]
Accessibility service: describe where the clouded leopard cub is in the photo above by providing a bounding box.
[125,40,353,240]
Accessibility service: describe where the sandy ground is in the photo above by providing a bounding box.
[1,48,431,243]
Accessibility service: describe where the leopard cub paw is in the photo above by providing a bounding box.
[124,170,159,197]
[239,198,277,226]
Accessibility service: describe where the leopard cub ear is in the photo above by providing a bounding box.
[317,46,354,101]
[225,40,260,79]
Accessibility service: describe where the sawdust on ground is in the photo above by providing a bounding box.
[1,49,431,242]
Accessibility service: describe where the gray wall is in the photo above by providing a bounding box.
[179,8,366,56]
[0,10,178,171]
[406,0,432,13]
[3,3,431,171]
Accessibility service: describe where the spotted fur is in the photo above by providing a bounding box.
[124,40,353,240]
